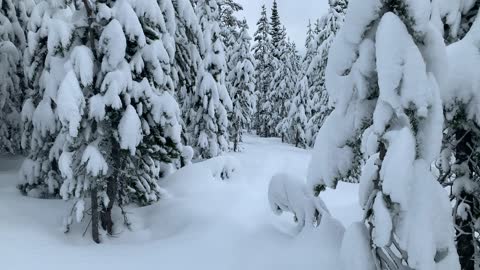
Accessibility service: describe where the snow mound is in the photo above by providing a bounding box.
[163,155,241,197]
[201,155,240,181]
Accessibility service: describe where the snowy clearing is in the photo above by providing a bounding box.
[0,135,360,270]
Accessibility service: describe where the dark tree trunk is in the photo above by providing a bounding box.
[101,143,119,235]
[91,186,100,244]
[455,193,475,270]
[234,137,238,152]
[82,0,103,243]
[295,130,299,147]
[455,129,475,270]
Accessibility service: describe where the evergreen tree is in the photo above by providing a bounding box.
[227,20,256,152]
[269,0,282,55]
[302,20,316,75]
[219,0,244,131]
[19,0,75,198]
[436,2,480,269]
[36,0,187,243]
[308,1,459,269]
[287,76,309,148]
[252,5,273,137]
[273,36,299,142]
[0,0,25,154]
[305,0,347,147]
[187,0,232,159]
[172,0,203,147]
[219,0,242,40]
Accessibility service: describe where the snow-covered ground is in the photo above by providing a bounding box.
[0,135,361,270]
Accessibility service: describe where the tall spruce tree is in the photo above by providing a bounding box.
[219,0,246,133]
[187,0,232,159]
[219,0,242,44]
[0,0,25,154]
[172,0,203,148]
[269,0,282,56]
[253,5,273,137]
[287,76,309,148]
[227,20,256,152]
[308,0,460,269]
[19,0,75,198]
[273,35,299,142]
[302,20,316,76]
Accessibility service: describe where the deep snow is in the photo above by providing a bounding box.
[0,135,361,270]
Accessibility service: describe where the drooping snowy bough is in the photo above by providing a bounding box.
[307,0,459,269]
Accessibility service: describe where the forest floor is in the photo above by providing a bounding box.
[0,135,361,270]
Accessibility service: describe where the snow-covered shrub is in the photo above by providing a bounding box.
[202,155,240,181]
[268,173,330,232]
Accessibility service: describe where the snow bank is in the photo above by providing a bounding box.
[2,136,360,270]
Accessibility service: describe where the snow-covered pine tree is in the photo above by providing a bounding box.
[19,1,75,198]
[267,1,300,141]
[435,2,480,269]
[219,0,242,46]
[219,0,241,90]
[307,0,460,269]
[219,0,246,133]
[314,17,324,34]
[0,0,25,154]
[287,76,309,148]
[55,0,187,243]
[172,0,203,147]
[302,20,316,76]
[305,0,347,147]
[269,0,282,58]
[253,5,273,137]
[227,19,256,152]
[274,36,299,143]
[186,0,232,159]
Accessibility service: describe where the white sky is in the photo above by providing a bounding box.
[236,0,329,53]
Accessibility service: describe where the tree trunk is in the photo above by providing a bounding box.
[82,0,106,241]
[455,129,475,270]
[234,137,238,152]
[101,143,119,235]
[295,130,299,147]
[91,186,100,244]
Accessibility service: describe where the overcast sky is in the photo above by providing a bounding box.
[236,0,329,53]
